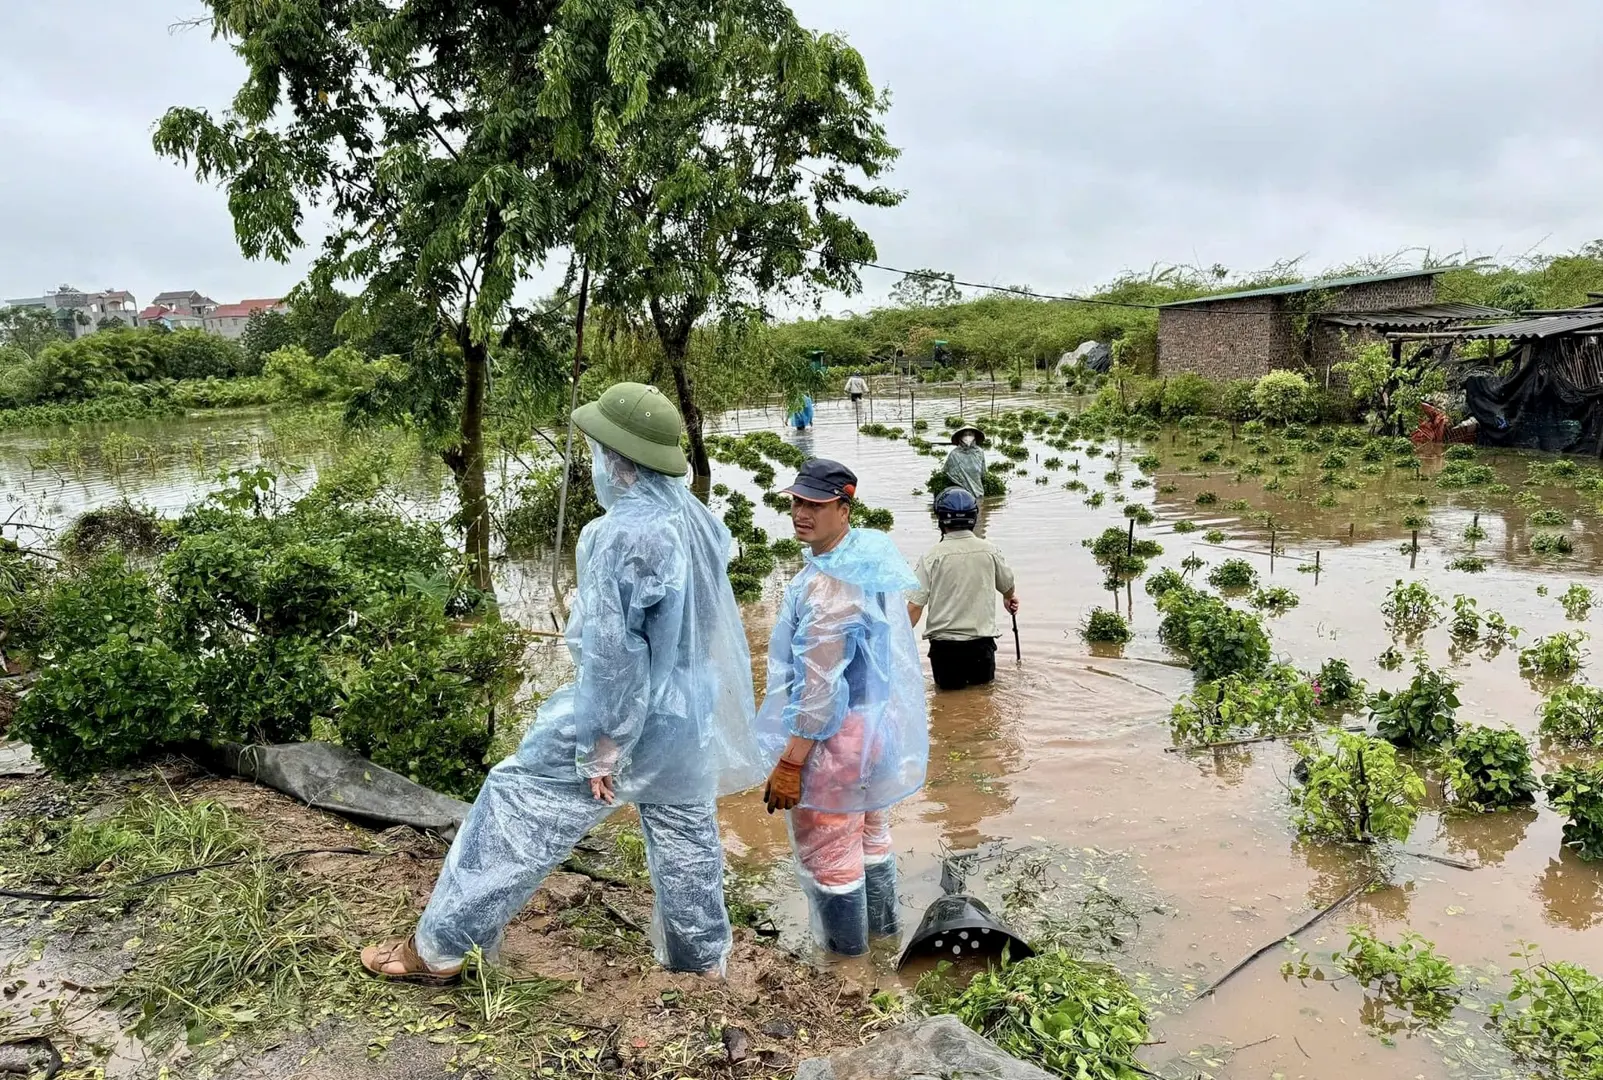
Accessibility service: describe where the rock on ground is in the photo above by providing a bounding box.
[794,1015,1056,1080]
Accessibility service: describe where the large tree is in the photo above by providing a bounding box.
[585,10,901,477]
[153,0,751,590]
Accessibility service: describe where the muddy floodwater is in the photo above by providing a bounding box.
[5,392,1603,1079]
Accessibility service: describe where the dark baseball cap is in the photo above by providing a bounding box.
[782,458,858,503]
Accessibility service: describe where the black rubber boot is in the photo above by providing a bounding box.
[865,859,900,938]
[811,886,868,957]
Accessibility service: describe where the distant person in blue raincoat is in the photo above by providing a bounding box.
[756,459,929,957]
[362,383,765,983]
[789,394,815,430]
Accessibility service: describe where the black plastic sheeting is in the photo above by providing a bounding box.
[216,741,471,839]
[1465,361,1603,454]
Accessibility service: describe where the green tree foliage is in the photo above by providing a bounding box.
[1370,664,1460,749]
[889,269,962,308]
[0,305,69,358]
[1444,726,1539,809]
[239,309,297,367]
[1250,370,1312,424]
[1335,340,1446,436]
[585,10,901,478]
[1492,950,1603,1079]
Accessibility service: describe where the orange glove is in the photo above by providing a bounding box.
[763,760,804,814]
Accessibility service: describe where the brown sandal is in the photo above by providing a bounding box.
[360,936,463,985]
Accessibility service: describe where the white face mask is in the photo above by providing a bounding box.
[961,434,976,447]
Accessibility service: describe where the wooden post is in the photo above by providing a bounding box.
[910,388,916,426]
[1126,518,1136,555]
[1314,549,1321,581]
[1410,529,1419,570]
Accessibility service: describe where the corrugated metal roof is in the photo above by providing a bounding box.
[1322,302,1506,329]
[1447,311,1603,340]
[1159,268,1448,308]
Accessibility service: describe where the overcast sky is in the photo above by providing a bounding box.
[3,1,1600,312]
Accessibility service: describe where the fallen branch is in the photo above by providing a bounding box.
[599,898,643,934]
[1399,849,1477,871]
[0,846,388,904]
[560,856,633,889]
[1195,877,1376,1000]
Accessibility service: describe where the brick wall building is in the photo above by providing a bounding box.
[1157,270,1440,384]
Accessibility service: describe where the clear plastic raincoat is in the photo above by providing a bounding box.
[756,528,929,814]
[942,444,987,501]
[414,442,764,973]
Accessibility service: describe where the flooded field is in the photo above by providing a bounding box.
[4,391,1603,1078]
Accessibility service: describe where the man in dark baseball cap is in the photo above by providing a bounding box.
[756,458,928,958]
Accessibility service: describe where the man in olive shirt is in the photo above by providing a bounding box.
[907,488,1019,690]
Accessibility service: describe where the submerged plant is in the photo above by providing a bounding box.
[1530,532,1574,556]
[1450,595,1482,642]
[1169,663,1319,745]
[1248,586,1299,614]
[1559,583,1595,620]
[1081,608,1131,645]
[1292,732,1425,843]
[1378,645,1405,671]
[1446,555,1489,573]
[1519,632,1588,680]
[1463,521,1488,542]
[1444,726,1539,809]
[1330,927,1460,1023]
[1492,949,1603,1078]
[1370,664,1460,749]
[1539,684,1603,746]
[1544,765,1603,861]
[1207,558,1258,591]
[1380,579,1445,638]
[1314,658,1365,708]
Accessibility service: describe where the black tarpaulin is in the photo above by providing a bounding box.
[1464,357,1603,454]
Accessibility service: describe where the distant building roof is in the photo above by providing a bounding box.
[1430,309,1603,341]
[1321,303,1507,330]
[1160,268,1448,308]
[102,290,134,300]
[209,298,284,320]
[139,305,171,320]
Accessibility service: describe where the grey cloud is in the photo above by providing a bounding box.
[3,1,1599,313]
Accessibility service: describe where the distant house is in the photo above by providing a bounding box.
[204,298,289,340]
[1156,269,1493,385]
[148,290,218,320]
[138,304,207,331]
[5,285,138,338]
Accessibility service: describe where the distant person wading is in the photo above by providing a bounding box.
[907,488,1019,691]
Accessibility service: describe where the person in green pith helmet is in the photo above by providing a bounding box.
[362,382,765,984]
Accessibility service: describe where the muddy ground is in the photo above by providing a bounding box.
[0,761,888,1079]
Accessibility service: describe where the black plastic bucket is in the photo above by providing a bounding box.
[896,893,1035,969]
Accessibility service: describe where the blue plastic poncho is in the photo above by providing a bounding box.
[515,441,767,804]
[789,395,815,429]
[943,444,987,501]
[755,528,929,813]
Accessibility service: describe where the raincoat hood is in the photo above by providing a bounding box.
[806,528,919,599]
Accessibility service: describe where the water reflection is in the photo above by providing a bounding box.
[1537,848,1603,930]
[921,681,1022,850]
[1435,806,1538,867]
[1186,745,1256,787]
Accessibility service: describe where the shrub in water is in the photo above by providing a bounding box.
[1544,764,1603,861]
[1381,579,1445,637]
[1207,558,1258,591]
[1530,508,1568,527]
[1203,529,1227,543]
[1493,953,1603,1076]
[1444,725,1538,809]
[1195,491,1218,505]
[1314,658,1364,708]
[1157,585,1270,681]
[1559,583,1594,620]
[1145,568,1186,598]
[1081,607,1131,645]
[1172,519,1198,534]
[1325,928,1459,1023]
[1447,555,1488,573]
[1249,586,1299,614]
[1449,595,1482,642]
[1170,662,1318,745]
[1292,732,1425,842]
[1370,664,1460,749]
[1519,631,1587,680]
[1530,532,1573,556]
[1538,684,1603,746]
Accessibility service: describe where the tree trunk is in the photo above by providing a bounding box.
[458,336,494,594]
[665,337,710,479]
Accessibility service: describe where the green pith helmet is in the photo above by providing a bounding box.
[573,382,688,477]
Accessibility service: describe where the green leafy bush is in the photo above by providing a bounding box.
[1530,508,1569,527]
[1082,608,1131,645]
[1170,663,1318,745]
[1251,370,1312,424]
[1207,558,1258,590]
[1531,532,1574,556]
[1370,664,1460,749]
[1545,765,1603,862]
[918,951,1149,1080]
[1444,726,1538,809]
[1492,952,1603,1079]
[1539,685,1603,746]
[1202,529,1226,543]
[1291,732,1425,843]
[1157,585,1270,681]
[1194,491,1218,505]
[1560,584,1595,620]
[1447,555,1489,573]
[1314,658,1364,708]
[1381,579,1445,637]
[1328,927,1459,1023]
[1248,586,1299,614]
[1520,632,1588,680]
